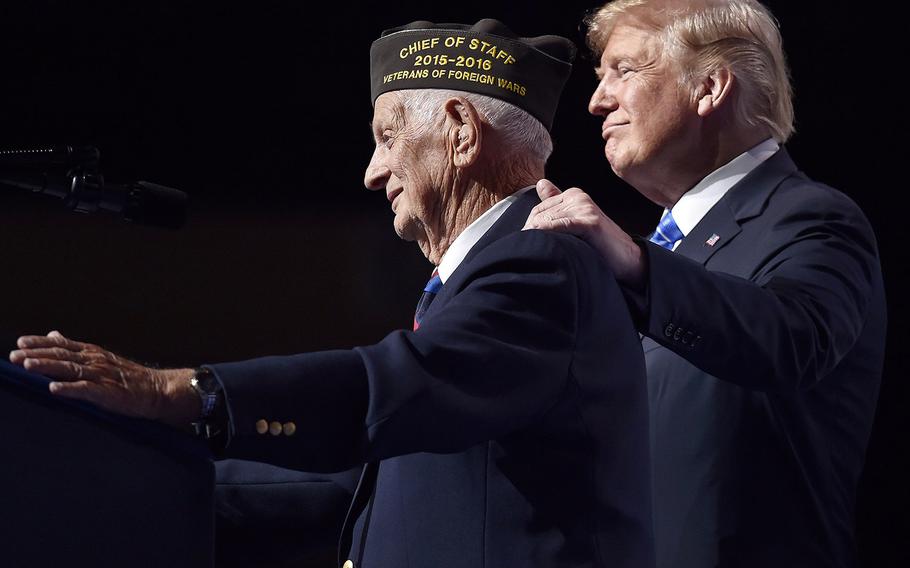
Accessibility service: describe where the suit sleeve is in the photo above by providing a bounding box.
[209,230,580,472]
[630,188,882,393]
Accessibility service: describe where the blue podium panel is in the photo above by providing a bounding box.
[0,361,214,568]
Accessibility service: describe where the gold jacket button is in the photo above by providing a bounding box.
[282,422,297,436]
[342,560,354,568]
[255,419,269,435]
[269,421,283,436]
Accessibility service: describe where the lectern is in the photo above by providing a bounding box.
[0,360,214,567]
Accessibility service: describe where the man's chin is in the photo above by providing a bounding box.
[604,150,632,180]
[393,221,417,242]
[604,154,623,177]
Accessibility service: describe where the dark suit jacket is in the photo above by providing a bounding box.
[209,190,655,568]
[214,460,360,567]
[629,149,886,568]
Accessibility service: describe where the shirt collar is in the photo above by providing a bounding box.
[436,186,532,283]
[669,138,780,238]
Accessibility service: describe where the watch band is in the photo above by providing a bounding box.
[189,367,226,441]
[189,367,219,419]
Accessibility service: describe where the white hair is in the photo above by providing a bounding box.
[399,89,553,169]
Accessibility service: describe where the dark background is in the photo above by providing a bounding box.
[0,1,905,565]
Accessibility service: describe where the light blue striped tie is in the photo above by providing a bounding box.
[649,209,684,250]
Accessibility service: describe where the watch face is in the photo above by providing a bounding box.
[195,368,222,394]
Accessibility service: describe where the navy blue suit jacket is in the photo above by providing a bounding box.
[210,190,655,568]
[629,149,886,568]
[213,460,360,567]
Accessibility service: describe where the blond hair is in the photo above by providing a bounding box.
[587,0,794,141]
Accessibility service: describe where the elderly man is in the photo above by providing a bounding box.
[10,19,654,568]
[525,1,886,568]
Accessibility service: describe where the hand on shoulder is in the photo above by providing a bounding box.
[524,179,645,286]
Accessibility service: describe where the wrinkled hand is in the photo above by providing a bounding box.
[9,331,199,428]
[524,178,645,286]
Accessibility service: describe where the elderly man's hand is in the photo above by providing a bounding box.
[9,331,199,429]
[524,179,646,286]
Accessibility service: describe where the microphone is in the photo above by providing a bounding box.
[0,145,188,229]
[0,145,99,170]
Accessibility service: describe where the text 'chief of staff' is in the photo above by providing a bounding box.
[10,19,655,568]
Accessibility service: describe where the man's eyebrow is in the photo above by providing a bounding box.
[594,53,641,77]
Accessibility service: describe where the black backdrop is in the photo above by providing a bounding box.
[1,1,905,565]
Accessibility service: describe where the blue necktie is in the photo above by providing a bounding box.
[413,269,442,330]
[649,209,684,250]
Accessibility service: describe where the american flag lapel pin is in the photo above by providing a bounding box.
[705,233,721,247]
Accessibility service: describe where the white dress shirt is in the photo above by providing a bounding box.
[665,138,780,251]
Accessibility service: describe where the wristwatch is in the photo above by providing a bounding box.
[188,367,225,440]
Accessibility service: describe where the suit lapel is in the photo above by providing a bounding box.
[459,188,540,268]
[674,203,741,265]
[431,188,539,307]
[674,147,800,266]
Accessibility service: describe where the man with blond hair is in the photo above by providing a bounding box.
[526,1,885,567]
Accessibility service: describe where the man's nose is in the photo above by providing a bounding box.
[588,79,618,116]
[364,150,391,190]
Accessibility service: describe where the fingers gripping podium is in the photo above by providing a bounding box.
[0,360,214,567]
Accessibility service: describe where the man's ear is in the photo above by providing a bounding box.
[443,96,482,168]
[695,67,734,117]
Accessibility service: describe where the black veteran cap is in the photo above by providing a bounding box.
[370,18,576,131]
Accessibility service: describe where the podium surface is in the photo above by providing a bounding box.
[0,360,214,568]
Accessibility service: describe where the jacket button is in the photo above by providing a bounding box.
[682,331,694,345]
[673,327,683,341]
[664,323,675,337]
[283,422,297,436]
[255,419,269,435]
[691,335,702,348]
[269,421,283,436]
